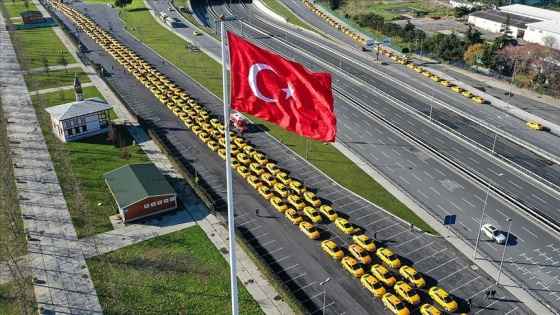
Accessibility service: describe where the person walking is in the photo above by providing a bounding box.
[255,209,260,217]
[491,288,496,299]
[467,298,473,308]
[484,289,490,299]
[410,223,414,231]
[373,232,377,240]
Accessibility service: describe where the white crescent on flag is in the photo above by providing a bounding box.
[248,63,295,102]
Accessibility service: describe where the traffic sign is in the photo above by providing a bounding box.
[444,214,457,225]
[382,37,391,46]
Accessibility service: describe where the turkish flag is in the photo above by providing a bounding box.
[227,31,337,142]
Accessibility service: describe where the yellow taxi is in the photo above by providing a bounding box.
[193,30,200,36]
[430,75,441,82]
[210,118,221,128]
[236,166,251,178]
[236,153,251,166]
[462,91,474,98]
[303,207,322,223]
[233,137,247,148]
[270,196,288,212]
[303,191,321,207]
[407,63,416,69]
[429,286,458,312]
[361,274,386,298]
[184,119,194,129]
[261,173,277,187]
[394,281,420,305]
[207,140,220,152]
[334,218,354,235]
[254,153,269,165]
[319,205,338,221]
[243,146,257,157]
[276,172,292,185]
[273,182,290,198]
[321,240,344,260]
[451,86,463,93]
[526,121,543,130]
[285,208,303,225]
[341,256,364,278]
[399,266,425,288]
[258,186,274,200]
[287,195,305,210]
[230,158,240,170]
[198,132,210,143]
[246,175,263,189]
[440,80,452,87]
[265,163,280,175]
[422,71,432,77]
[352,234,376,251]
[218,149,227,160]
[414,66,423,73]
[382,293,410,315]
[290,180,307,195]
[472,96,485,104]
[249,163,265,176]
[377,247,401,268]
[420,304,441,315]
[348,244,372,264]
[371,264,396,287]
[299,221,320,239]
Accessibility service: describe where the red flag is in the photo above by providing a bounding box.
[227,31,337,142]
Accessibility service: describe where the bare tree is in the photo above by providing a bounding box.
[57,55,69,73]
[542,35,559,50]
[41,56,50,76]
[23,0,29,10]
[107,123,117,147]
[119,146,132,163]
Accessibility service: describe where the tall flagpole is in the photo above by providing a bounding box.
[220,15,239,315]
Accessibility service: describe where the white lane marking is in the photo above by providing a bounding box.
[254,240,276,249]
[394,235,423,248]
[357,144,365,151]
[531,194,548,204]
[282,272,307,284]
[411,174,422,182]
[407,159,417,167]
[420,128,429,134]
[434,168,445,176]
[423,171,434,179]
[352,112,359,118]
[462,197,476,208]
[437,205,450,214]
[430,187,441,195]
[387,137,397,144]
[381,151,390,158]
[362,119,371,125]
[416,249,448,265]
[365,130,373,136]
[262,247,284,257]
[488,168,502,176]
[468,156,480,164]
[369,153,379,160]
[417,189,428,199]
[459,221,471,231]
[449,201,463,212]
[399,176,411,185]
[375,128,384,135]
[435,137,444,143]
[293,282,316,293]
[406,242,434,256]
[449,276,481,293]
[522,226,538,238]
[396,161,405,169]
[408,120,416,126]
[438,265,469,282]
[424,257,458,273]
[353,122,361,128]
[392,149,401,156]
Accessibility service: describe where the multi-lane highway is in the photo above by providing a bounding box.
[47,0,557,313]
[192,0,560,311]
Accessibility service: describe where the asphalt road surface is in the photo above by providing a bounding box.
[46,1,550,314]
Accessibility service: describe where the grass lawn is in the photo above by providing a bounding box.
[30,86,106,108]
[107,0,434,233]
[1,2,39,19]
[341,0,454,20]
[0,278,35,315]
[16,27,76,69]
[24,68,91,91]
[87,226,263,315]
[260,0,318,33]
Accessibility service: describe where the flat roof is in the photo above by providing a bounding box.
[469,10,541,29]
[526,19,560,34]
[500,4,560,21]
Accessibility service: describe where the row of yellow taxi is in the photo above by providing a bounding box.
[302,0,368,46]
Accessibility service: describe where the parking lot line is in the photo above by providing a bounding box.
[261,247,284,257]
[292,282,316,293]
[437,265,468,283]
[274,263,298,274]
[394,235,423,248]
[311,302,336,315]
[424,257,458,274]
[283,272,307,284]
[414,248,447,264]
[240,225,262,233]
[388,229,409,240]
[449,276,481,293]
[240,218,257,226]
[475,297,505,314]
[245,232,269,242]
[355,211,379,221]
[504,307,519,314]
[347,205,370,214]
[253,240,276,250]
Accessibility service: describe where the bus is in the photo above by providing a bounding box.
[165,17,177,28]
[159,12,168,20]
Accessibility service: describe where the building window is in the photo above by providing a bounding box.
[144,204,149,208]
[151,202,156,207]
[170,196,175,201]
[83,124,87,132]
[164,198,169,203]
[75,127,80,134]
[67,128,74,136]
[157,200,162,205]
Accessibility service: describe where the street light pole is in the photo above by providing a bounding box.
[429,79,435,121]
[319,278,331,315]
[491,131,498,155]
[496,218,513,285]
[506,59,516,109]
[189,146,198,185]
[473,173,503,259]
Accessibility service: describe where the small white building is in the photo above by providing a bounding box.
[468,10,541,38]
[499,4,560,21]
[45,97,112,142]
[524,19,560,47]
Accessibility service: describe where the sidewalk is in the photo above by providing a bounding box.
[0,12,103,315]
[36,1,294,314]
[28,63,82,73]
[30,82,94,95]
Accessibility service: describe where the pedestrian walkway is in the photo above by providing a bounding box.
[28,63,82,73]
[30,82,94,95]
[23,0,294,313]
[0,12,103,315]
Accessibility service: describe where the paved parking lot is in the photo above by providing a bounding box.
[48,2,534,314]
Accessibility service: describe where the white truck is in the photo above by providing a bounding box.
[230,112,249,132]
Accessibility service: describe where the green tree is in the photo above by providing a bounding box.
[57,55,69,73]
[494,14,515,49]
[114,0,132,10]
[480,44,499,68]
[42,56,50,76]
[463,43,487,65]
[465,25,482,45]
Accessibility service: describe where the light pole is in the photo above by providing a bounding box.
[189,146,198,185]
[496,218,513,285]
[473,173,503,259]
[320,278,331,315]
[429,79,435,121]
[491,130,498,155]
[506,59,516,109]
